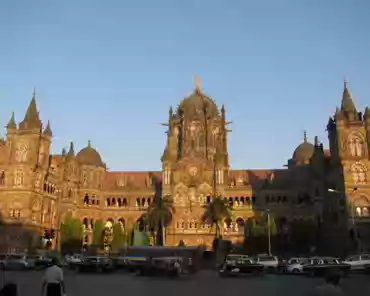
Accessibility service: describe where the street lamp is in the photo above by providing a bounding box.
[266,209,271,256]
[327,188,359,251]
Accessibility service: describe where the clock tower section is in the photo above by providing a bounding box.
[161,78,231,246]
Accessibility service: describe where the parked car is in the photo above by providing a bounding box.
[118,256,149,273]
[254,255,279,271]
[26,255,52,270]
[3,254,29,270]
[342,254,370,271]
[279,258,309,274]
[77,256,114,273]
[219,254,264,277]
[140,257,183,277]
[66,254,82,269]
[303,257,350,277]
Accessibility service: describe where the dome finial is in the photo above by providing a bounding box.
[344,76,348,89]
[195,75,201,91]
[303,130,307,142]
[88,140,91,147]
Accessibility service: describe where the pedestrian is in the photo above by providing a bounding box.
[0,282,17,296]
[313,270,345,296]
[41,258,66,296]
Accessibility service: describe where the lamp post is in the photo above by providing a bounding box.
[267,209,271,256]
[253,206,272,256]
[327,188,359,252]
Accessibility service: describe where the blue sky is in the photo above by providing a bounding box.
[0,0,369,171]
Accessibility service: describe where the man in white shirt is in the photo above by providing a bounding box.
[41,258,66,296]
[314,271,345,296]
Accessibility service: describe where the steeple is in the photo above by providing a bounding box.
[341,79,357,114]
[67,141,75,157]
[195,76,201,92]
[43,120,52,137]
[19,89,42,130]
[6,111,16,129]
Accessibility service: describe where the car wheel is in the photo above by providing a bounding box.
[292,268,300,274]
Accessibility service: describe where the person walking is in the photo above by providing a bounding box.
[41,258,66,296]
[313,271,345,296]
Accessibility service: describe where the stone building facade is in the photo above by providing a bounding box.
[0,81,369,252]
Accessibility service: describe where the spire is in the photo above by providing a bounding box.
[43,120,52,137]
[6,111,16,129]
[303,130,307,143]
[19,89,41,130]
[67,141,75,157]
[88,140,91,148]
[195,76,201,92]
[169,106,173,121]
[364,107,370,121]
[314,136,319,146]
[341,79,357,114]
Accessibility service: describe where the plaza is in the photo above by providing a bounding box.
[1,269,369,296]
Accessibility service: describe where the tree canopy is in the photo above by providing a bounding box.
[111,223,126,252]
[244,211,277,254]
[146,196,175,245]
[60,213,83,254]
[202,196,231,237]
[92,219,105,249]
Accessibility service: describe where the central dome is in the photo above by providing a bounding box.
[76,141,104,167]
[177,88,219,119]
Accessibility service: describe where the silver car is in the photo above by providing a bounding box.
[285,258,309,273]
[3,254,28,270]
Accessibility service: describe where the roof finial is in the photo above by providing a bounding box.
[195,76,201,91]
[33,87,36,99]
[303,130,307,142]
[88,140,91,147]
[344,77,348,90]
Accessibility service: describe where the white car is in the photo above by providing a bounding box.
[342,254,370,271]
[285,258,309,273]
[255,255,279,270]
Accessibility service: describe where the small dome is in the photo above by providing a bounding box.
[292,131,315,165]
[76,141,104,167]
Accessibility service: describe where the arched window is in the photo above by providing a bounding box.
[83,218,89,230]
[106,198,111,207]
[348,134,364,157]
[122,198,127,207]
[236,218,245,233]
[83,194,89,205]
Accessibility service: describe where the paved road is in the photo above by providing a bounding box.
[1,270,369,296]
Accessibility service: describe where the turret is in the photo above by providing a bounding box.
[19,89,42,131]
[6,111,17,134]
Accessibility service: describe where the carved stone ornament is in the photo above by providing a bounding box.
[188,166,198,176]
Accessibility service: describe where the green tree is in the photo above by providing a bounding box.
[92,219,105,249]
[147,196,175,245]
[60,213,83,254]
[244,212,277,254]
[111,223,126,252]
[202,196,231,238]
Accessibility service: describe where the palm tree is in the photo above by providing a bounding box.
[202,196,231,238]
[146,195,175,245]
